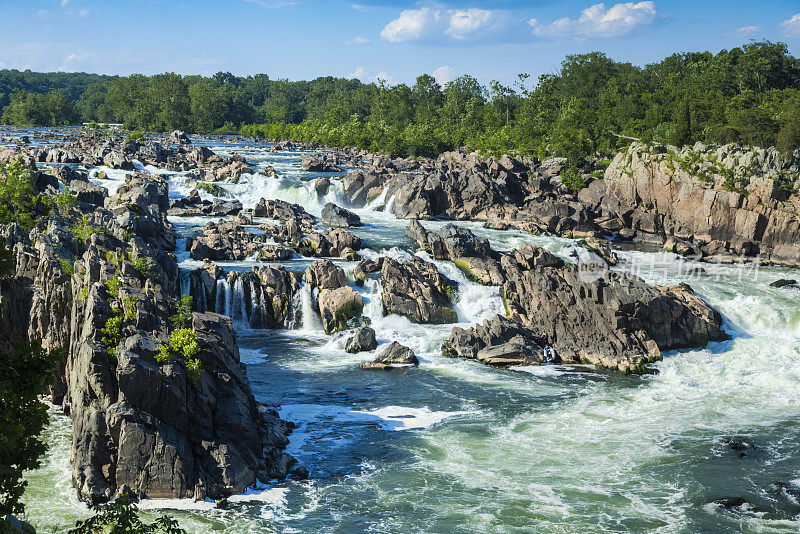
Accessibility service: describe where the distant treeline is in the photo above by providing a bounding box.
[2,41,800,162]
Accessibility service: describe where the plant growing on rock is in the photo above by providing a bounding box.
[72,215,110,245]
[57,256,74,277]
[559,167,585,193]
[131,254,153,280]
[0,159,37,230]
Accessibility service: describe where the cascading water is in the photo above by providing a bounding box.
[23,138,800,534]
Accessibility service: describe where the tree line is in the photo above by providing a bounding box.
[2,41,800,163]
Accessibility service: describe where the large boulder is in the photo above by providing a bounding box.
[380,257,458,324]
[360,341,418,370]
[321,202,362,228]
[345,326,377,353]
[318,286,363,333]
[442,315,549,366]
[300,153,342,172]
[304,259,347,290]
[189,217,261,261]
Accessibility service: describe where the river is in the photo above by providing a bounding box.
[19,135,800,533]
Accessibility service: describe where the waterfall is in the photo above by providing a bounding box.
[179,270,190,297]
[289,283,323,332]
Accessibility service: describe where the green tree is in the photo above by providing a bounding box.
[0,341,59,520]
[672,99,692,147]
[69,496,185,534]
[0,159,37,229]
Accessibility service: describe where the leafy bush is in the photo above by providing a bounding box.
[57,256,74,277]
[155,344,171,364]
[0,159,37,229]
[72,215,109,245]
[126,130,146,143]
[560,167,586,193]
[100,311,123,358]
[169,328,199,360]
[131,255,152,280]
[185,358,204,387]
[0,342,59,518]
[69,494,185,534]
[169,295,193,329]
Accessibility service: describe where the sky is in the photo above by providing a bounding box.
[0,0,799,87]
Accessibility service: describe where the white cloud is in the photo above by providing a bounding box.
[432,65,455,85]
[530,2,657,38]
[351,3,371,13]
[36,9,51,18]
[373,70,396,84]
[78,8,89,18]
[347,66,368,80]
[380,7,511,43]
[732,25,762,37]
[781,13,800,36]
[344,36,370,45]
[61,0,69,5]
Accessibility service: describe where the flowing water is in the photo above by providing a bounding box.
[17,134,800,533]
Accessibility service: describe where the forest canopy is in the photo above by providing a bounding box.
[2,41,800,161]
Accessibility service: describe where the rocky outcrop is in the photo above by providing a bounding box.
[380,257,458,324]
[345,326,377,353]
[304,259,347,290]
[360,341,418,370]
[169,189,243,217]
[189,215,261,261]
[342,171,385,207]
[321,202,362,228]
[442,315,550,366]
[298,228,361,260]
[500,245,729,372]
[318,286,363,334]
[300,153,342,172]
[597,142,800,264]
[0,160,297,504]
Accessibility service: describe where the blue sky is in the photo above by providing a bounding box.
[0,0,799,86]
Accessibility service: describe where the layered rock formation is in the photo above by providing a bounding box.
[1,161,297,504]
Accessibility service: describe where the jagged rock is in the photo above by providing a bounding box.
[360,341,418,370]
[314,176,330,196]
[70,179,108,206]
[342,171,384,207]
[300,153,342,172]
[299,228,361,259]
[304,259,347,290]
[380,257,458,324]
[406,221,504,285]
[169,130,191,144]
[253,199,315,230]
[353,258,381,286]
[189,217,261,261]
[321,202,362,228]
[169,190,243,217]
[345,326,377,353]
[582,236,619,266]
[258,244,294,261]
[442,315,550,366]
[501,245,729,371]
[318,286,363,333]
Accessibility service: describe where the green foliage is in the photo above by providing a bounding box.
[155,344,171,364]
[100,311,124,358]
[0,342,59,517]
[58,256,74,277]
[185,358,204,387]
[131,255,152,280]
[122,294,141,322]
[0,159,37,230]
[169,328,199,360]
[72,215,109,245]
[53,187,77,215]
[126,130,146,143]
[0,88,78,126]
[560,167,586,193]
[169,295,193,329]
[69,494,185,534]
[672,99,692,147]
[106,277,122,300]
[2,41,800,158]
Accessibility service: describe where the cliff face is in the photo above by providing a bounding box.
[3,164,295,503]
[596,143,800,264]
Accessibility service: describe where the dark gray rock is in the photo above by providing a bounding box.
[321,202,362,228]
[380,257,458,324]
[345,326,377,353]
[361,341,418,370]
